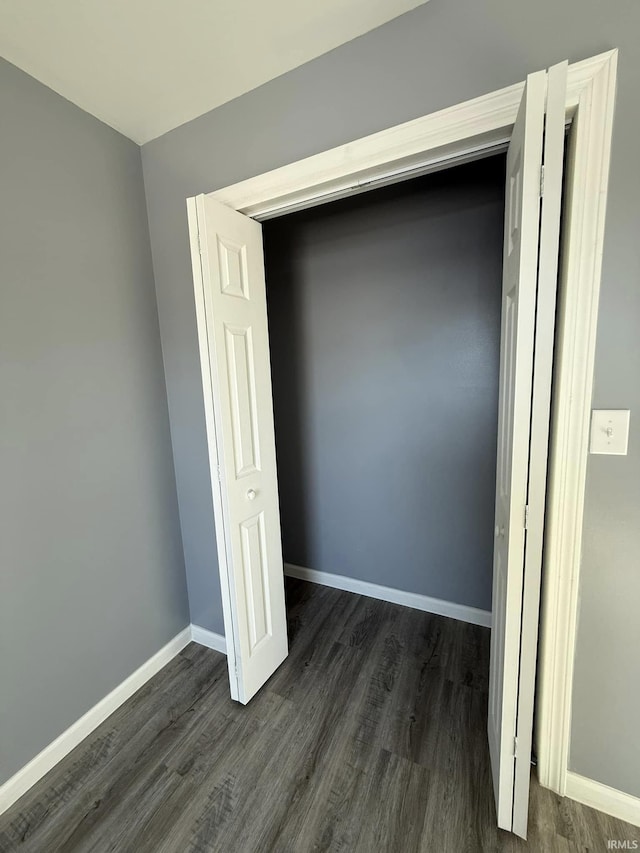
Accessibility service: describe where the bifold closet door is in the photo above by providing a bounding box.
[188,59,567,835]
[488,61,567,838]
[188,194,288,704]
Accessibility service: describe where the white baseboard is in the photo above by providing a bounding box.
[284,563,492,628]
[0,626,192,817]
[190,624,227,654]
[565,771,640,828]
[0,621,230,818]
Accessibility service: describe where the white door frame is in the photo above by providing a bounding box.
[187,50,617,799]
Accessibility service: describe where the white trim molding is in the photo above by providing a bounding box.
[285,563,491,628]
[535,49,618,797]
[191,624,227,654]
[566,772,640,829]
[211,52,613,221]
[0,627,192,816]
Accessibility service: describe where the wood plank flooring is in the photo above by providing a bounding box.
[1,579,638,852]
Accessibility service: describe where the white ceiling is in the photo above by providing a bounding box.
[0,0,429,144]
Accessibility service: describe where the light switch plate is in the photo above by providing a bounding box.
[589,409,630,455]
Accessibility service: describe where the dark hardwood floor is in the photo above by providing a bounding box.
[1,579,638,852]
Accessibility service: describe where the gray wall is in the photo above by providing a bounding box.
[141,0,640,796]
[263,160,504,611]
[0,59,189,785]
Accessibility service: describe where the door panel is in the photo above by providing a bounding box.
[225,324,261,477]
[488,69,546,832]
[240,510,272,650]
[488,63,568,838]
[512,60,568,838]
[191,194,288,704]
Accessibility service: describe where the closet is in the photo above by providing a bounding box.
[263,156,506,619]
[187,61,574,838]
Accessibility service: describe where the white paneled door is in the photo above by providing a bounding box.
[488,63,567,838]
[190,195,288,704]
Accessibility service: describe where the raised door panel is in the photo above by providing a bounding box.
[240,511,272,652]
[224,324,261,478]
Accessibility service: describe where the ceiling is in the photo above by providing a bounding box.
[0,0,429,144]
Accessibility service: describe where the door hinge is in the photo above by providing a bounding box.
[524,504,529,530]
[197,231,203,256]
[514,736,519,758]
[539,164,545,198]
[217,464,222,482]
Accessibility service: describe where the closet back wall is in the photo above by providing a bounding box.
[264,156,505,611]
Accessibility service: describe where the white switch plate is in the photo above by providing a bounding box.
[589,409,630,455]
